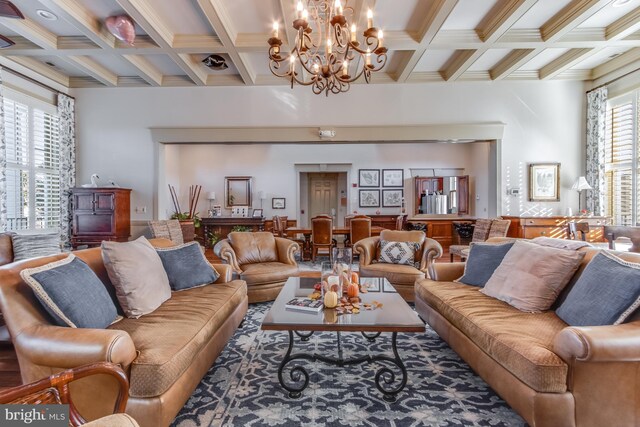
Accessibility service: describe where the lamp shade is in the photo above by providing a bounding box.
[206,191,216,200]
[571,176,592,191]
[258,190,266,200]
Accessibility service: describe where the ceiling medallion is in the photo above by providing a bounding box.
[268,0,387,96]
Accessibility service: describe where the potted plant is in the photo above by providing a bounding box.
[169,184,203,242]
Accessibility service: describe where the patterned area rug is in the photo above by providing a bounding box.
[172,303,524,427]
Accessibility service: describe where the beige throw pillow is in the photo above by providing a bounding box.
[481,240,585,312]
[101,236,171,318]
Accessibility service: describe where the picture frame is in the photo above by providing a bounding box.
[358,169,380,188]
[224,176,252,209]
[359,189,380,207]
[382,169,404,187]
[528,163,560,201]
[382,189,403,207]
[272,197,286,209]
[252,208,263,218]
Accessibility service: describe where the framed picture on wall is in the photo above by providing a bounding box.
[272,197,286,209]
[358,169,380,187]
[359,189,380,207]
[382,189,403,207]
[382,169,404,187]
[528,163,560,201]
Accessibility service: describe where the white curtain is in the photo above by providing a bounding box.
[585,87,607,216]
[57,93,76,249]
[0,68,6,232]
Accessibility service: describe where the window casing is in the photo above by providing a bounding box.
[3,95,61,232]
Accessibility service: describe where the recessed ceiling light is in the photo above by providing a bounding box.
[36,9,57,20]
[612,0,633,7]
[44,61,56,67]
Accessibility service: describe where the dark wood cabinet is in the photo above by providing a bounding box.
[502,216,610,242]
[201,217,265,248]
[71,188,131,249]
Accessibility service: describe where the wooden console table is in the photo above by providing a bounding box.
[501,216,610,242]
[202,217,265,248]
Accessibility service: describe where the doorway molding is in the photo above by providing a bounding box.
[295,164,352,227]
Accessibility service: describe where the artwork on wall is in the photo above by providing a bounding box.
[272,197,286,209]
[382,189,403,207]
[528,163,560,201]
[225,176,252,208]
[382,169,404,187]
[359,189,380,207]
[358,169,380,187]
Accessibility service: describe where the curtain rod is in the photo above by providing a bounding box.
[586,67,640,94]
[1,66,75,100]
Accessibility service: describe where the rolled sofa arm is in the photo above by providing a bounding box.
[15,324,137,372]
[421,238,443,278]
[214,239,241,273]
[430,262,466,282]
[212,263,232,283]
[354,237,380,266]
[275,237,299,266]
[554,321,640,363]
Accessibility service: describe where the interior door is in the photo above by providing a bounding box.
[309,174,338,221]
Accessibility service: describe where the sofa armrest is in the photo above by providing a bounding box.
[274,237,299,266]
[354,237,380,266]
[419,238,443,275]
[554,321,640,363]
[15,324,137,371]
[430,262,465,282]
[214,239,241,273]
[212,263,232,283]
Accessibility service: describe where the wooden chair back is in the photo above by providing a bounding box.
[272,215,288,237]
[488,219,511,239]
[311,216,333,244]
[350,216,372,246]
[472,219,492,242]
[396,215,407,231]
[567,221,589,241]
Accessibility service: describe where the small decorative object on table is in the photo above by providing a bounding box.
[285,297,324,313]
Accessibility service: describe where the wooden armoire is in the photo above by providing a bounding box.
[70,188,131,249]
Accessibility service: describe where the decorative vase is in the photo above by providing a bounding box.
[179,219,195,242]
[332,247,352,292]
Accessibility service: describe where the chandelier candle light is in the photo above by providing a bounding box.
[268,0,387,96]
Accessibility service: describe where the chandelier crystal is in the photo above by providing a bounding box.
[268,0,387,96]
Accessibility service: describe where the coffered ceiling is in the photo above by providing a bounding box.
[1,0,640,88]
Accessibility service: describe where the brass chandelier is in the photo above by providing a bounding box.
[268,0,387,96]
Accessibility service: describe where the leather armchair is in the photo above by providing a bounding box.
[354,230,442,301]
[215,231,299,302]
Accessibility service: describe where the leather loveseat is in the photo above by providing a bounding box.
[415,237,640,427]
[0,238,248,427]
[214,232,299,302]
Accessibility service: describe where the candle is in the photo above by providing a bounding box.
[367,8,373,29]
[350,23,356,42]
[302,8,308,21]
[365,48,371,66]
[326,37,332,55]
[272,21,279,38]
[296,1,303,19]
[378,29,383,47]
[342,60,348,76]
[313,63,319,74]
[335,0,343,15]
[289,54,296,72]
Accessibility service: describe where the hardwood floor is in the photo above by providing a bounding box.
[0,344,21,390]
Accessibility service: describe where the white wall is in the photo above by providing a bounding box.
[72,79,585,222]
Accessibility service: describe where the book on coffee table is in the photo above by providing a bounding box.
[285,297,323,313]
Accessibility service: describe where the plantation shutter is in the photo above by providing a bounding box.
[4,99,30,230]
[33,109,61,229]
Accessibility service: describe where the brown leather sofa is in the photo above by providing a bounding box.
[0,238,248,427]
[354,230,440,302]
[416,237,640,427]
[214,231,299,303]
[0,233,14,267]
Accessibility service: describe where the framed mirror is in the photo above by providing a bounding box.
[225,176,252,208]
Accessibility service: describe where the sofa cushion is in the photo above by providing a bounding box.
[108,280,247,398]
[102,237,171,318]
[229,232,278,265]
[457,242,514,287]
[378,240,421,267]
[156,242,219,291]
[12,232,61,261]
[557,251,640,326]
[240,262,298,285]
[416,279,569,393]
[359,262,425,285]
[20,255,119,328]
[482,240,585,312]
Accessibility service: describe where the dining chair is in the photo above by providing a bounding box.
[449,218,493,262]
[567,221,589,241]
[348,216,372,248]
[271,215,288,237]
[344,214,355,227]
[311,215,335,262]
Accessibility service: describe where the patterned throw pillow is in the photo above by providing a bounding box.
[20,254,119,328]
[156,242,219,291]
[378,240,421,267]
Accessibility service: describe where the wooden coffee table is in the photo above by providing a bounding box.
[261,276,425,402]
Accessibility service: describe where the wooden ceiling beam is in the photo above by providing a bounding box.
[476,0,538,43]
[605,6,640,41]
[393,0,458,82]
[489,48,540,80]
[439,49,482,81]
[539,48,597,80]
[591,47,640,80]
[38,0,115,49]
[65,55,117,86]
[115,0,207,85]
[122,54,162,86]
[3,56,70,87]
[540,0,611,42]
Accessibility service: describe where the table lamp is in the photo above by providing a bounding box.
[571,176,592,214]
[206,192,216,216]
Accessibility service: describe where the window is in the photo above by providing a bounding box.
[3,96,61,231]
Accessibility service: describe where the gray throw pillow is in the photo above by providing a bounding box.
[556,251,640,326]
[156,242,219,291]
[102,236,171,318]
[456,242,514,287]
[378,240,421,267]
[20,255,119,328]
[12,232,61,261]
